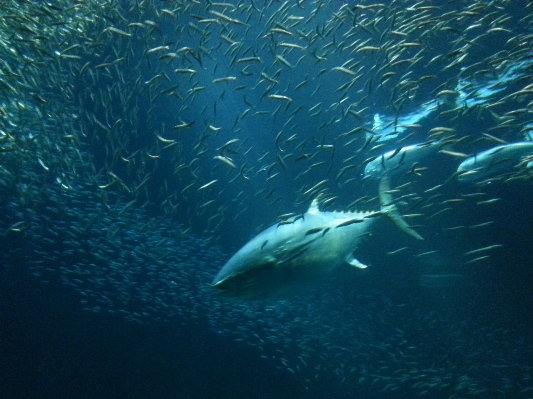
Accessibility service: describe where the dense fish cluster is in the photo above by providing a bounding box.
[1,179,225,323]
[207,284,533,397]
[1,0,533,397]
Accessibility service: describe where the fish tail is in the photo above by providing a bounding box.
[379,176,424,240]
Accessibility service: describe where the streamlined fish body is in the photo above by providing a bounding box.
[212,200,377,300]
[364,141,440,179]
[212,178,422,301]
[457,142,533,182]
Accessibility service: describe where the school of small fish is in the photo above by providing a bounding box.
[1,0,532,396]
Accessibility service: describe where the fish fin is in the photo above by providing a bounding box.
[379,176,424,240]
[307,195,322,215]
[346,253,367,269]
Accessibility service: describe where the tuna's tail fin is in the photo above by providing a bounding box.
[379,176,424,240]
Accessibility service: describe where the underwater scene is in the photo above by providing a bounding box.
[1,0,533,398]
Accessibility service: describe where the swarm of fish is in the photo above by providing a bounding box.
[1,0,533,396]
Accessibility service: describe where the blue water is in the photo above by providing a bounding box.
[1,1,533,398]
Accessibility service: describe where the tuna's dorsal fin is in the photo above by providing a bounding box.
[307,196,321,215]
[346,253,367,269]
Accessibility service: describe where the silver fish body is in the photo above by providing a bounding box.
[457,142,533,182]
[364,141,440,180]
[212,200,377,300]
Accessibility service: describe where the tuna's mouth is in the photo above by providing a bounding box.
[211,259,306,301]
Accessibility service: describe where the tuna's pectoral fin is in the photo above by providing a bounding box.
[379,176,424,241]
[346,253,367,269]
